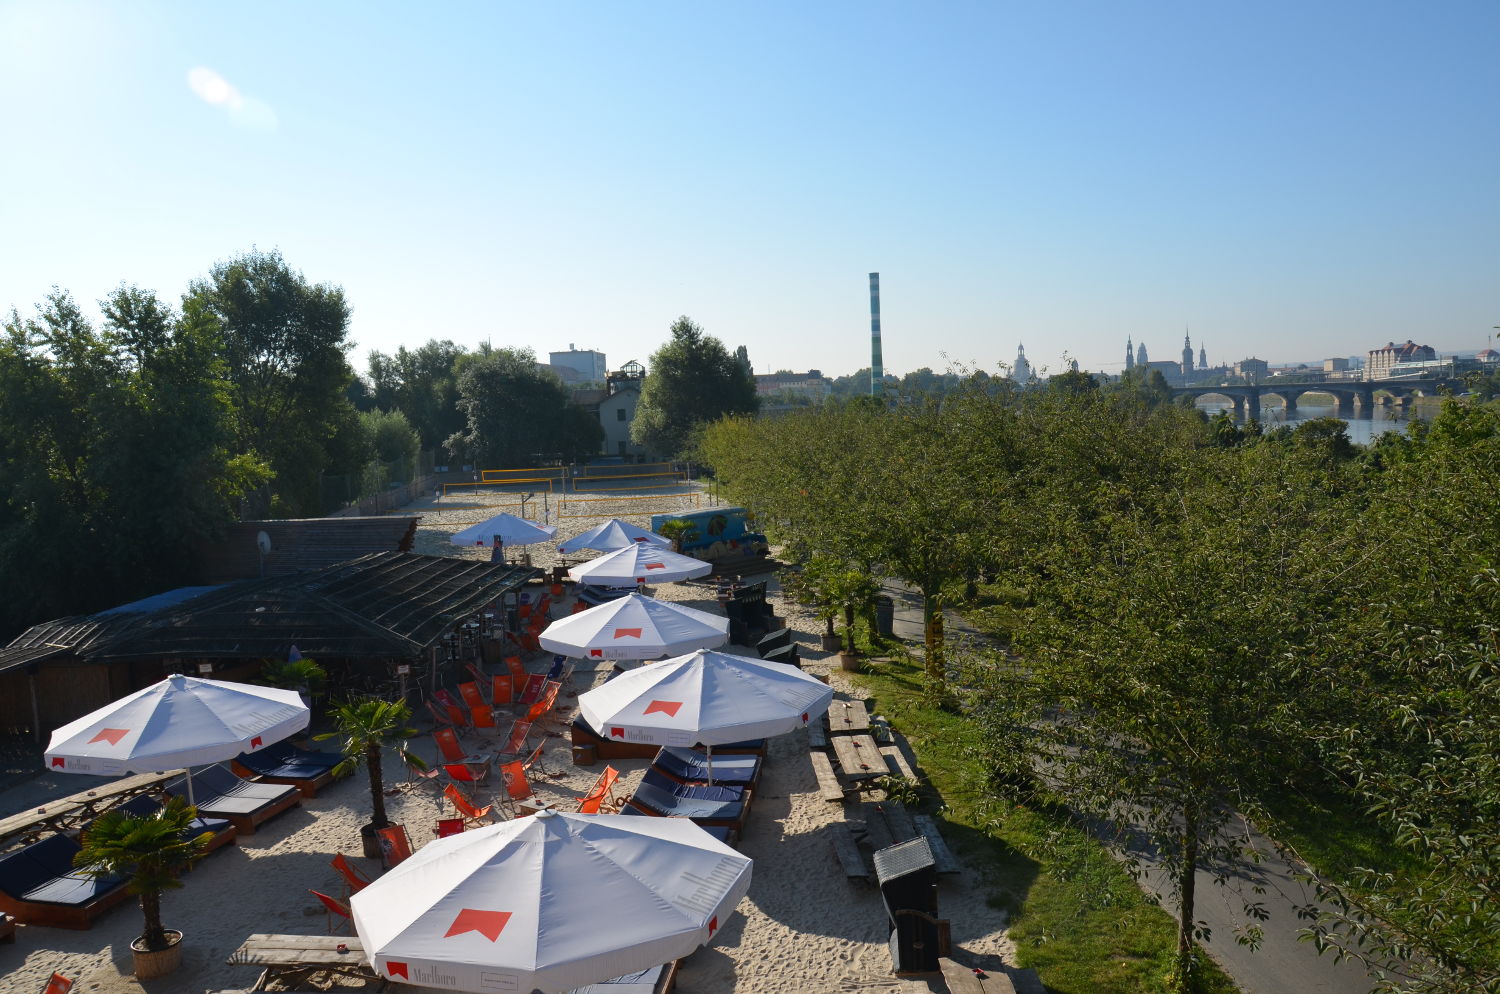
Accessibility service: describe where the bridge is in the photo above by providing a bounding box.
[1170,377,1462,420]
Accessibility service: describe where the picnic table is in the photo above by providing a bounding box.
[830,733,884,782]
[0,768,187,850]
[827,698,871,735]
[226,933,378,990]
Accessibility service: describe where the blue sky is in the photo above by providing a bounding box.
[2,1,1496,379]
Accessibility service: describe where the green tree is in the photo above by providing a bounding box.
[631,316,758,458]
[367,339,468,454]
[73,796,212,951]
[448,346,603,466]
[316,698,422,837]
[185,249,357,515]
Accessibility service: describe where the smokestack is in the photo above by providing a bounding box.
[869,272,883,397]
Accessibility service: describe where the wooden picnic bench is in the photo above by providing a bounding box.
[940,957,1018,993]
[227,933,379,990]
[830,733,885,782]
[809,751,847,802]
[0,769,187,851]
[826,698,871,735]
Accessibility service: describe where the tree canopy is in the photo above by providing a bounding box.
[631,316,757,458]
[448,347,603,467]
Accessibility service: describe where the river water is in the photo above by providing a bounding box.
[1194,400,1413,445]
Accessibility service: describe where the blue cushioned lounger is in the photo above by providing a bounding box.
[652,746,761,786]
[165,763,301,835]
[616,804,735,845]
[232,740,342,797]
[639,768,745,803]
[0,834,130,929]
[625,779,745,827]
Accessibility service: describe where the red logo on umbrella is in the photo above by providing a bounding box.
[610,727,625,738]
[51,757,65,768]
[709,915,718,935]
[445,909,512,941]
[387,962,409,979]
[645,563,665,570]
[590,649,603,657]
[250,736,263,749]
[88,728,129,746]
[643,700,682,717]
[801,713,809,724]
[613,628,642,639]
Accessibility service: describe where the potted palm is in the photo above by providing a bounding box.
[73,796,212,978]
[316,697,423,858]
[801,556,881,668]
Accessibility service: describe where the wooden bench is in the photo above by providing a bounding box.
[227,933,379,990]
[827,698,871,735]
[809,752,847,802]
[807,720,827,750]
[940,958,1018,993]
[828,822,870,882]
[880,745,918,782]
[914,814,961,874]
[0,769,186,851]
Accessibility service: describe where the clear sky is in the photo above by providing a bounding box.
[2,1,1496,379]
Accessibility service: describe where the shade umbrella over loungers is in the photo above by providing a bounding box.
[577,648,834,780]
[44,673,309,802]
[556,517,671,555]
[350,808,752,993]
[567,544,712,586]
[538,591,729,663]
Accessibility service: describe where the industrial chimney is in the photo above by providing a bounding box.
[869,272,883,397]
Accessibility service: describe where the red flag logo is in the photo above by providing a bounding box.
[643,700,682,717]
[610,727,625,738]
[445,909,512,941]
[645,563,665,570]
[801,712,809,724]
[590,649,603,657]
[51,756,65,768]
[613,628,642,640]
[709,915,718,935]
[89,728,129,746]
[635,577,646,583]
[250,736,263,749]
[387,962,409,979]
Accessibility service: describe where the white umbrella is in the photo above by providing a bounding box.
[567,544,712,586]
[350,809,752,993]
[577,648,833,780]
[450,512,558,548]
[44,673,309,802]
[556,518,671,555]
[538,592,728,662]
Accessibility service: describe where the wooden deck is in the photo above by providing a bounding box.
[0,769,186,850]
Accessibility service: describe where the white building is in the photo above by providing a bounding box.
[549,346,607,385]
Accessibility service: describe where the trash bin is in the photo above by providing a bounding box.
[874,594,895,638]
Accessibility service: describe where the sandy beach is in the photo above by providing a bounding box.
[0,486,1016,993]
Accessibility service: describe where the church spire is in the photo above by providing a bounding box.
[1125,337,1135,371]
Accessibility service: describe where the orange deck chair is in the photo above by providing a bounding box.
[433,727,467,764]
[499,760,534,805]
[505,655,527,682]
[444,783,495,827]
[518,673,547,706]
[458,681,487,711]
[577,766,621,814]
[330,853,371,895]
[309,889,354,933]
[491,673,514,708]
[525,680,563,724]
[377,824,413,868]
[43,974,74,994]
[434,817,465,839]
[500,719,532,757]
[470,705,498,732]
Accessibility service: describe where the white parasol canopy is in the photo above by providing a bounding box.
[538,592,728,662]
[577,648,833,749]
[556,518,671,555]
[450,512,558,548]
[350,809,752,993]
[44,674,308,778]
[567,544,711,586]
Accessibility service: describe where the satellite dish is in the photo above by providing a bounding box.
[256,531,273,556]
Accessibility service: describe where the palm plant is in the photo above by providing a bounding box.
[655,519,698,554]
[316,697,422,835]
[73,796,211,952]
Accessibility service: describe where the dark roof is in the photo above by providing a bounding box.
[1,553,538,669]
[192,517,419,583]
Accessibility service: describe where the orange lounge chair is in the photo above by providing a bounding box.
[518,673,547,706]
[433,727,467,764]
[458,681,487,711]
[43,973,74,994]
[578,766,621,814]
[377,824,412,868]
[330,853,371,896]
[434,818,465,839]
[309,889,353,933]
[470,706,497,732]
[499,761,534,805]
[444,784,495,827]
[505,655,527,681]
[444,762,489,794]
[491,673,514,707]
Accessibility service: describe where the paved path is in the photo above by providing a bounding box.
[881,581,1375,994]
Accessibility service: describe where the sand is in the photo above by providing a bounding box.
[0,486,1015,993]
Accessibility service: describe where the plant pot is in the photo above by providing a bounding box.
[839,652,863,673]
[360,821,383,859]
[131,929,183,979]
[820,633,841,653]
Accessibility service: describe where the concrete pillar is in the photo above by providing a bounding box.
[1231,396,1246,419]
[1246,389,1261,422]
[1283,395,1299,418]
[1336,393,1356,417]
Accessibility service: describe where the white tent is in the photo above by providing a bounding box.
[44,674,309,800]
[556,518,671,555]
[351,809,752,993]
[449,512,558,548]
[577,648,833,750]
[567,544,711,586]
[538,592,728,662]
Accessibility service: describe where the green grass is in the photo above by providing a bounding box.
[850,649,1239,994]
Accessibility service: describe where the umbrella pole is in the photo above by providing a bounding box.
[706,745,714,787]
[186,766,195,807]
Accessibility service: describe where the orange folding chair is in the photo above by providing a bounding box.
[518,673,547,706]
[434,817,466,838]
[499,760,534,804]
[578,766,621,814]
[444,762,489,795]
[491,673,514,708]
[444,783,495,826]
[403,741,442,788]
[505,655,527,681]
[525,680,563,724]
[427,698,459,729]
[330,853,371,895]
[377,824,413,868]
[43,974,74,994]
[309,889,354,933]
[433,727,467,764]
[470,706,497,731]
[500,719,532,757]
[458,681,487,710]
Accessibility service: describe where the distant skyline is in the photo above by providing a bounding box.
[2,2,1496,380]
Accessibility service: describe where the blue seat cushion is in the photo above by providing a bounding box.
[24,870,125,906]
[653,747,761,785]
[640,769,744,802]
[628,780,743,821]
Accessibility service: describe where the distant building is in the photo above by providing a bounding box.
[1366,340,1437,381]
[549,345,607,385]
[1181,333,1195,377]
[1011,344,1033,383]
[1324,358,1349,373]
[1136,342,1148,367]
[754,369,829,401]
[1234,358,1269,382]
[598,361,648,459]
[1125,337,1135,372]
[1476,348,1499,364]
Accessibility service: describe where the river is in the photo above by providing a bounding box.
[1194,399,1414,445]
